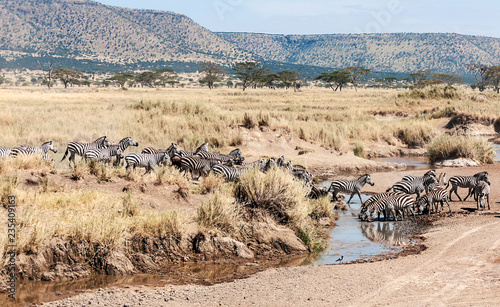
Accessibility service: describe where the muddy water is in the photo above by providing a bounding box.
[312,193,417,265]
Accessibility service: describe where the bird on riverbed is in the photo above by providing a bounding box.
[335,256,343,263]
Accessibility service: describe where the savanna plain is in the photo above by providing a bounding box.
[0,86,499,306]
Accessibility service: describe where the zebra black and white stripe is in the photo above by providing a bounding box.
[180,156,222,180]
[85,137,138,164]
[125,152,169,174]
[386,175,436,200]
[418,188,450,214]
[0,146,14,158]
[176,142,209,157]
[359,192,402,219]
[475,180,490,211]
[447,171,490,202]
[328,174,374,204]
[61,136,110,165]
[10,141,57,161]
[367,194,414,222]
[401,169,437,182]
[211,164,258,181]
[195,148,243,163]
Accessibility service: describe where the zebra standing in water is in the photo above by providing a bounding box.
[367,194,415,222]
[124,152,169,174]
[84,137,139,165]
[328,174,374,205]
[447,171,490,202]
[417,188,451,214]
[386,174,437,200]
[10,141,58,161]
[61,136,110,166]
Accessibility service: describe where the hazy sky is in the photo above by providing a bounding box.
[96,0,500,37]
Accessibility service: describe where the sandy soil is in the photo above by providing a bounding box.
[40,154,500,307]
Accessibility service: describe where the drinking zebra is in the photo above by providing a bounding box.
[359,191,402,219]
[447,171,490,202]
[367,194,415,222]
[475,180,490,211]
[61,136,110,165]
[328,174,374,205]
[180,156,223,180]
[386,174,437,200]
[10,141,58,161]
[417,188,450,214]
[124,152,169,174]
[85,137,139,165]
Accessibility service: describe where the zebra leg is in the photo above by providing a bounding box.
[487,195,490,210]
[451,186,462,202]
[463,187,473,201]
[346,192,356,205]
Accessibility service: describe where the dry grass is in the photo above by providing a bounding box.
[427,134,496,164]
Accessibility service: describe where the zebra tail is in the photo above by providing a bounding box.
[61,147,69,162]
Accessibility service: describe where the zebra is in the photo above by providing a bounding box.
[10,141,58,161]
[234,158,266,168]
[401,169,437,182]
[180,156,223,180]
[85,137,139,165]
[124,152,169,174]
[211,164,254,182]
[195,148,244,163]
[367,194,414,222]
[447,171,490,202]
[359,192,403,219]
[428,173,447,191]
[328,174,374,205]
[291,168,313,186]
[475,180,490,211]
[386,174,437,200]
[176,142,209,157]
[417,188,450,214]
[308,185,330,199]
[0,146,14,158]
[61,136,110,166]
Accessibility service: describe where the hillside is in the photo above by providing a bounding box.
[218,32,500,76]
[1,0,500,78]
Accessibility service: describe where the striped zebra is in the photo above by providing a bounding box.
[124,152,169,174]
[180,156,222,180]
[195,148,243,163]
[10,141,57,161]
[417,188,450,214]
[428,173,447,191]
[61,136,110,166]
[85,137,139,165]
[308,185,330,199]
[0,146,14,158]
[211,164,253,181]
[359,192,402,219]
[475,180,490,211]
[292,168,313,186]
[401,169,437,182]
[328,174,374,205]
[176,142,209,157]
[234,158,266,169]
[447,171,490,202]
[386,174,436,200]
[367,194,415,222]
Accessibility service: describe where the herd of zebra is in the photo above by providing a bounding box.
[0,137,493,220]
[0,136,313,185]
[320,169,491,222]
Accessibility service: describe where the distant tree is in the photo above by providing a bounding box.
[37,60,58,89]
[345,66,371,91]
[260,72,280,89]
[432,73,462,86]
[233,62,267,91]
[277,70,301,91]
[53,68,84,88]
[485,65,500,93]
[315,70,352,91]
[409,70,432,88]
[107,72,135,88]
[157,69,178,87]
[199,62,225,90]
[0,68,4,85]
[226,80,234,88]
[136,70,158,88]
[467,64,488,92]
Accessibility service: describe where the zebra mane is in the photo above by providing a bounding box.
[94,136,108,142]
[41,140,53,146]
[195,142,209,153]
[118,137,131,144]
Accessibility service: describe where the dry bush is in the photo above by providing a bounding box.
[196,191,242,238]
[199,173,225,194]
[427,134,495,164]
[138,211,184,242]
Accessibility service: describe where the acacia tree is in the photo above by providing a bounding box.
[53,68,84,88]
[136,70,158,88]
[233,62,267,91]
[277,70,301,91]
[345,66,371,91]
[432,73,462,86]
[199,62,225,90]
[467,64,488,92]
[485,65,500,93]
[315,70,352,91]
[409,70,432,88]
[157,69,178,87]
[107,72,135,88]
[37,60,58,89]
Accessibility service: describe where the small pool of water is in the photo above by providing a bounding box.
[494,144,500,162]
[312,193,415,265]
[371,156,436,170]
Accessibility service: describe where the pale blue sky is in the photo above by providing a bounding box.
[96,0,500,37]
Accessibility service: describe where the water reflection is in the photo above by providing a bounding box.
[494,144,500,162]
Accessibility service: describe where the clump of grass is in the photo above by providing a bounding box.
[399,85,462,100]
[308,196,337,222]
[427,134,495,164]
[196,191,241,238]
[139,211,184,243]
[243,112,257,129]
[70,161,88,180]
[298,128,307,141]
[0,175,18,206]
[297,222,325,252]
[394,122,435,148]
[122,192,139,217]
[199,173,225,194]
[353,141,366,158]
[257,112,270,127]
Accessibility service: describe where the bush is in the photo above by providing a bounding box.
[427,134,495,164]
[353,142,366,158]
[196,191,241,238]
